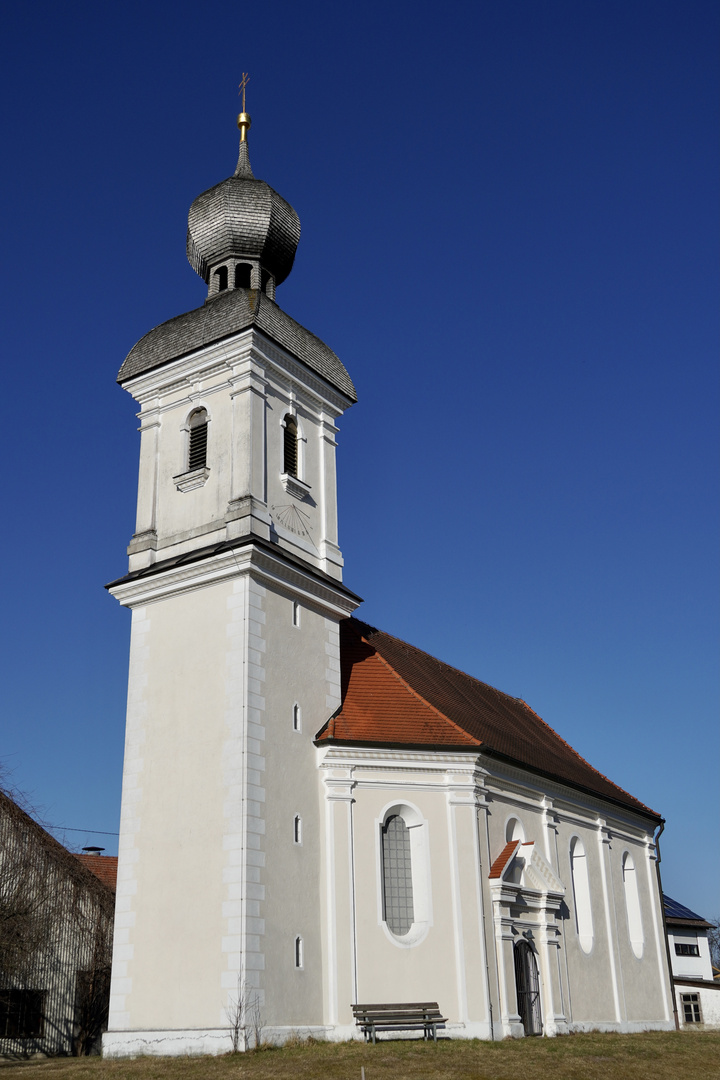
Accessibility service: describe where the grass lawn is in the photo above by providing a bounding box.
[1,1031,719,1080]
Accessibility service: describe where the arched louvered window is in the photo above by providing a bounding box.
[382,814,414,936]
[283,415,298,477]
[570,836,594,954]
[188,409,208,471]
[235,263,251,288]
[214,265,228,291]
[622,852,644,958]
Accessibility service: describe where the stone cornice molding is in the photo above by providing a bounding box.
[251,332,352,414]
[482,756,658,835]
[108,542,360,618]
[318,746,482,772]
[123,327,352,415]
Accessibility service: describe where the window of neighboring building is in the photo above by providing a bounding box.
[0,990,45,1038]
[681,993,702,1023]
[675,942,700,957]
[382,814,415,936]
[569,836,594,954]
[622,852,644,958]
[188,408,208,471]
[283,415,298,477]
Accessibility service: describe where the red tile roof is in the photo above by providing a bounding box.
[489,840,520,879]
[316,618,660,821]
[75,854,118,891]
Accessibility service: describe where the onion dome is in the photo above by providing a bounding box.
[186,116,301,296]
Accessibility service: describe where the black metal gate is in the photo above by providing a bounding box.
[514,940,543,1035]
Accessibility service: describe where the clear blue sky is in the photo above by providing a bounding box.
[2,1,717,919]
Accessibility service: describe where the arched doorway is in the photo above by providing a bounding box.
[514,940,543,1035]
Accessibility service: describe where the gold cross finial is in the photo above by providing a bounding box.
[238,73,250,113]
[237,73,251,141]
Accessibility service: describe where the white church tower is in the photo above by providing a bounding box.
[104,103,359,1055]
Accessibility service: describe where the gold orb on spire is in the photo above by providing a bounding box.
[237,72,251,142]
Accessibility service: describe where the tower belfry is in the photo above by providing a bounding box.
[105,104,359,1055]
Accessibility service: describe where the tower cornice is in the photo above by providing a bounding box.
[107,535,361,617]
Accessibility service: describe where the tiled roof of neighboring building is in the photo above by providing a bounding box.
[0,791,115,904]
[75,854,118,892]
[316,618,661,821]
[663,894,711,927]
[117,286,356,402]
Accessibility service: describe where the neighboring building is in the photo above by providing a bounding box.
[103,108,674,1056]
[0,792,116,1056]
[664,895,720,1029]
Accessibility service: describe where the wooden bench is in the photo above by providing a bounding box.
[352,1002,447,1043]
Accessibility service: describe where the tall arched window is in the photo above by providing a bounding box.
[283,415,298,477]
[188,409,208,470]
[622,852,644,958]
[382,814,414,936]
[569,837,594,954]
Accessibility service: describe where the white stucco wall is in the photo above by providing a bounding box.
[318,749,673,1042]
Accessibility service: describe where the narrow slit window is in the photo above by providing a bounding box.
[188,409,208,471]
[294,815,302,844]
[294,935,303,968]
[382,814,414,936]
[283,415,298,477]
[293,703,301,731]
[292,601,300,628]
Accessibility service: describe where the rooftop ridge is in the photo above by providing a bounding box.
[516,698,660,819]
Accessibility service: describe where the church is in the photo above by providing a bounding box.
[103,102,675,1055]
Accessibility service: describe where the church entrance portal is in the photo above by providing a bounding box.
[514,940,543,1035]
